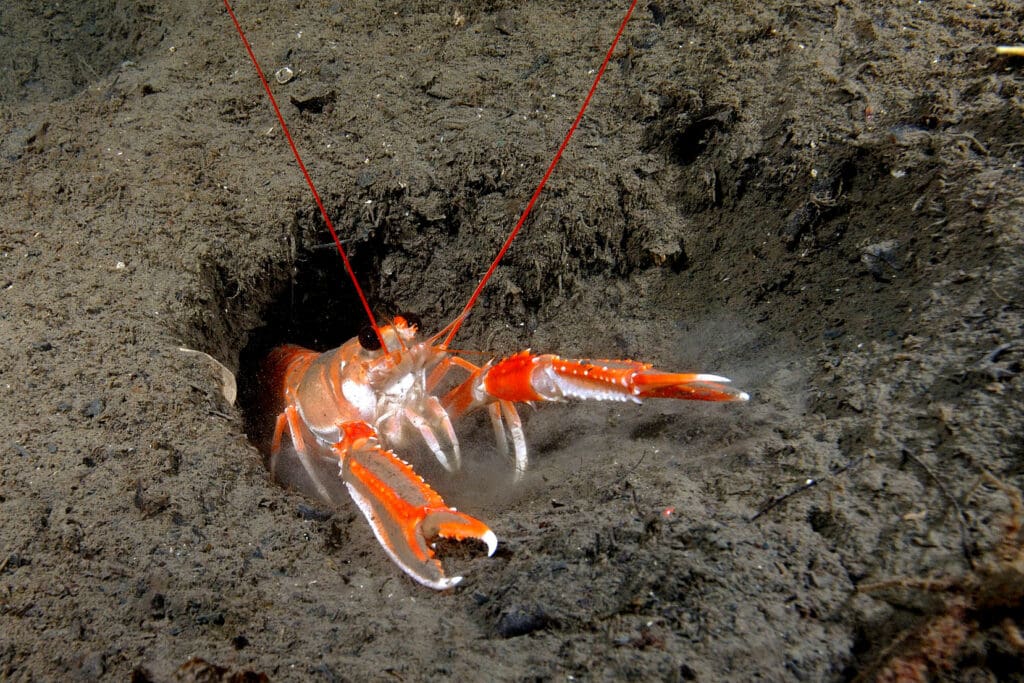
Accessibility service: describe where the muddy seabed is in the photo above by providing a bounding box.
[2,1,1023,681]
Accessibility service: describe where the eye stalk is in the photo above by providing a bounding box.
[358,325,382,351]
[397,311,422,331]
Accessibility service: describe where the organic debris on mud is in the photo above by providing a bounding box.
[855,474,1024,682]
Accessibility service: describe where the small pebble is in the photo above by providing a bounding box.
[195,612,225,626]
[274,66,294,84]
[82,399,104,418]
[496,605,550,638]
[297,504,332,521]
[861,239,900,279]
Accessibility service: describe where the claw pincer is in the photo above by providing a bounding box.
[259,317,747,589]
[477,352,750,404]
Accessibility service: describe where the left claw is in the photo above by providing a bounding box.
[481,352,750,404]
[341,435,496,590]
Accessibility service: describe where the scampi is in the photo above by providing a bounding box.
[224,0,748,588]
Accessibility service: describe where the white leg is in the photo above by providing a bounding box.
[426,396,461,467]
[404,406,457,472]
[488,403,508,458]
[499,400,528,481]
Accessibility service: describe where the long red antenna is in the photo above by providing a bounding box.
[223,0,385,350]
[225,0,637,350]
[442,0,638,347]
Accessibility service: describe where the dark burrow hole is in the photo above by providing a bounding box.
[237,222,392,456]
[233,210,513,505]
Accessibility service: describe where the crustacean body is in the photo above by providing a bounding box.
[225,0,749,588]
[259,315,748,588]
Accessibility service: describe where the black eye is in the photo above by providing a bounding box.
[399,311,422,330]
[358,325,382,351]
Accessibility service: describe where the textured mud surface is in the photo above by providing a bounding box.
[2,1,1023,680]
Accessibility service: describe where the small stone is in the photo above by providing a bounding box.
[496,605,550,638]
[493,10,518,36]
[902,334,925,350]
[297,504,332,521]
[82,399,104,418]
[76,652,105,679]
[195,611,225,626]
[274,66,294,84]
[355,170,375,188]
[3,553,29,570]
[861,239,900,279]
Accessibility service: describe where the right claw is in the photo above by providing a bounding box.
[341,435,495,590]
[480,352,750,404]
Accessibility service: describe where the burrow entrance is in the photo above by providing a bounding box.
[233,195,504,469]
[232,196,551,505]
[236,210,391,457]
